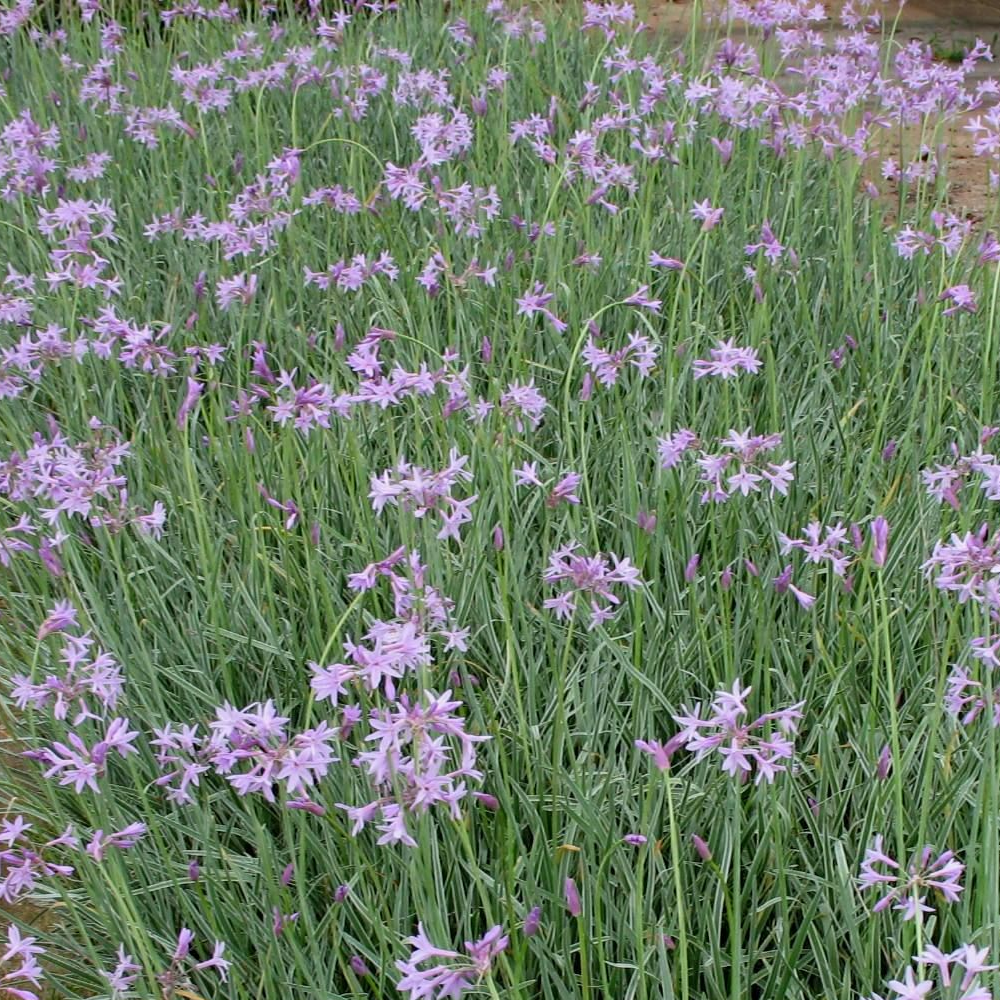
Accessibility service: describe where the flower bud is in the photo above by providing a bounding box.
[564,878,582,917]
[692,835,712,862]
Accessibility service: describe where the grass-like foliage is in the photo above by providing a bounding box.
[1,0,1000,998]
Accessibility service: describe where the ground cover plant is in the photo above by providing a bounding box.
[2,0,1000,996]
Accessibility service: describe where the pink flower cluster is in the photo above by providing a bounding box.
[153,928,230,995]
[0,816,75,905]
[396,923,509,1000]
[37,197,122,300]
[513,464,582,508]
[657,428,794,503]
[300,549,483,844]
[311,621,431,704]
[924,524,1000,607]
[865,944,996,1000]
[304,251,399,293]
[152,701,338,808]
[858,835,965,920]
[666,679,804,783]
[340,688,489,848]
[0,924,46,1000]
[922,428,1000,509]
[778,521,854,577]
[29,717,139,794]
[0,421,166,576]
[582,331,659,389]
[581,1,637,40]
[692,338,762,379]
[11,608,123,724]
[543,542,643,628]
[369,450,478,542]
[945,662,1000,728]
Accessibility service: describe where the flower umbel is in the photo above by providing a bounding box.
[396,923,508,1000]
[668,680,804,783]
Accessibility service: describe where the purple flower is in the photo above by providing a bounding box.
[870,945,997,1000]
[396,923,508,1000]
[0,816,77,903]
[34,717,139,793]
[637,510,657,534]
[543,543,643,628]
[656,429,698,469]
[939,283,977,316]
[564,877,582,917]
[871,516,889,568]
[666,680,803,784]
[36,600,78,640]
[287,798,326,816]
[582,332,659,388]
[745,220,787,265]
[858,835,965,920]
[215,272,258,311]
[581,0,636,39]
[650,252,685,270]
[156,933,230,988]
[546,473,582,508]
[692,835,712,861]
[85,822,147,862]
[924,524,1000,605]
[622,284,661,313]
[336,687,489,848]
[634,735,684,771]
[210,701,338,803]
[691,199,724,231]
[259,484,299,531]
[692,339,762,379]
[499,380,548,432]
[884,967,933,1000]
[513,462,543,488]
[473,792,500,811]
[516,282,567,334]
[667,429,793,504]
[946,658,1000,727]
[876,744,892,780]
[305,253,398,294]
[310,621,429,704]
[176,376,204,430]
[779,522,853,577]
[0,923,45,1000]
[788,584,816,610]
[100,945,139,999]
[267,370,340,436]
[369,450,477,542]
[711,137,734,164]
[196,942,231,980]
